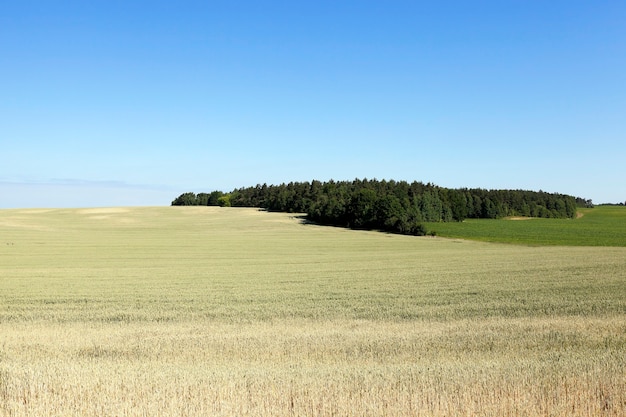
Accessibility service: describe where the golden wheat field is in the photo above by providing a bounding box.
[0,206,625,416]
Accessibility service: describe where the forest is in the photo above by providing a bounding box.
[172,179,587,236]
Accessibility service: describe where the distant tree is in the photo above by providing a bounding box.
[208,191,224,206]
[175,179,583,235]
[481,198,497,219]
[447,189,468,221]
[347,188,378,228]
[575,197,594,208]
[376,194,405,232]
[229,191,245,207]
[196,193,210,206]
[217,195,231,207]
[171,192,197,206]
[418,190,443,222]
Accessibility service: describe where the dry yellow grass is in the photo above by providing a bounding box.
[1,318,624,416]
[1,207,625,416]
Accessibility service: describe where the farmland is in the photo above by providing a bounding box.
[1,206,625,416]
[426,205,626,246]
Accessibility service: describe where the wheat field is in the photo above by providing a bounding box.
[1,206,625,416]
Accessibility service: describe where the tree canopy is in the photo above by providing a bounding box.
[172,179,583,236]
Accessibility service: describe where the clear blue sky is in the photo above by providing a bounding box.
[1,1,625,208]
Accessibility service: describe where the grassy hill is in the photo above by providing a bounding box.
[426,205,626,246]
[0,206,624,416]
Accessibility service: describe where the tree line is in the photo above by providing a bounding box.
[172,179,584,236]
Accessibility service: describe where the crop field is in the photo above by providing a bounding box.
[0,206,625,416]
[426,206,626,246]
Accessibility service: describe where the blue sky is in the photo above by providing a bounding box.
[1,1,625,208]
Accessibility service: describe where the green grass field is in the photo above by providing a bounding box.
[1,206,625,416]
[426,205,626,246]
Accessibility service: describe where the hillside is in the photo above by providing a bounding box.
[1,207,624,416]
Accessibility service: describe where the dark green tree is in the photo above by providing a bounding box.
[171,192,197,206]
